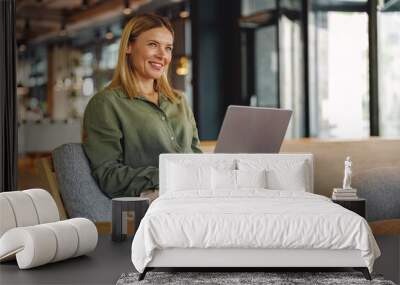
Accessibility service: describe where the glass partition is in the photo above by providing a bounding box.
[378,2,400,137]
[255,25,278,107]
[240,0,305,138]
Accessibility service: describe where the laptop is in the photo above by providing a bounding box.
[214,105,292,153]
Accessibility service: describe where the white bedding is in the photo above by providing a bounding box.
[131,190,380,273]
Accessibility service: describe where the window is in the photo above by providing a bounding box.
[99,41,120,70]
[309,4,369,138]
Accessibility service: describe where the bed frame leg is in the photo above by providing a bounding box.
[138,268,148,281]
[354,267,371,280]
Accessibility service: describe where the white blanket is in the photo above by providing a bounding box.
[131,190,380,273]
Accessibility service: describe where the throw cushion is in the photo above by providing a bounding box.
[238,159,308,191]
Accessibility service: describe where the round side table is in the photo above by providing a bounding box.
[111,197,149,242]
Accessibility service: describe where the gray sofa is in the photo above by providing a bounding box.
[52,143,111,222]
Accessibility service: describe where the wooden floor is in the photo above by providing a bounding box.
[0,235,134,285]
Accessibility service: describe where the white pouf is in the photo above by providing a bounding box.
[0,218,98,269]
[0,189,98,269]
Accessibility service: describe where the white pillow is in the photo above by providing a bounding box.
[211,168,236,190]
[236,169,268,189]
[211,168,268,190]
[167,162,211,191]
[267,163,307,191]
[238,159,309,191]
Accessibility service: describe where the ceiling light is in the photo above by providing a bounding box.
[17,83,29,96]
[82,0,89,9]
[123,7,132,15]
[123,0,132,15]
[105,28,114,40]
[176,56,189,76]
[179,10,190,18]
[18,44,27,53]
[59,10,67,37]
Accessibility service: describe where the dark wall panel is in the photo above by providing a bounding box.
[0,0,17,192]
[191,0,242,140]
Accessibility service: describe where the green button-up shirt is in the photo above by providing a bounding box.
[83,87,202,198]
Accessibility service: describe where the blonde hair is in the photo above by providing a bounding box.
[108,13,179,102]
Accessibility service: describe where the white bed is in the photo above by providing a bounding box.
[131,154,380,280]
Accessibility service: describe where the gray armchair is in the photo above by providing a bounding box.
[353,167,400,222]
[52,143,111,222]
[353,167,400,284]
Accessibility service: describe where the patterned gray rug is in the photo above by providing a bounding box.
[116,271,396,285]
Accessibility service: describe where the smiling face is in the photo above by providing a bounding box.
[127,27,173,82]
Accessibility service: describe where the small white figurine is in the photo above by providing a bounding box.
[342,156,352,189]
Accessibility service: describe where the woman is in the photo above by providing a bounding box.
[83,14,202,201]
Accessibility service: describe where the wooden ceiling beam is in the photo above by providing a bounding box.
[16,18,60,29]
[17,28,57,42]
[16,0,36,10]
[17,0,149,44]
[66,0,124,24]
[16,0,56,11]
[17,6,63,22]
